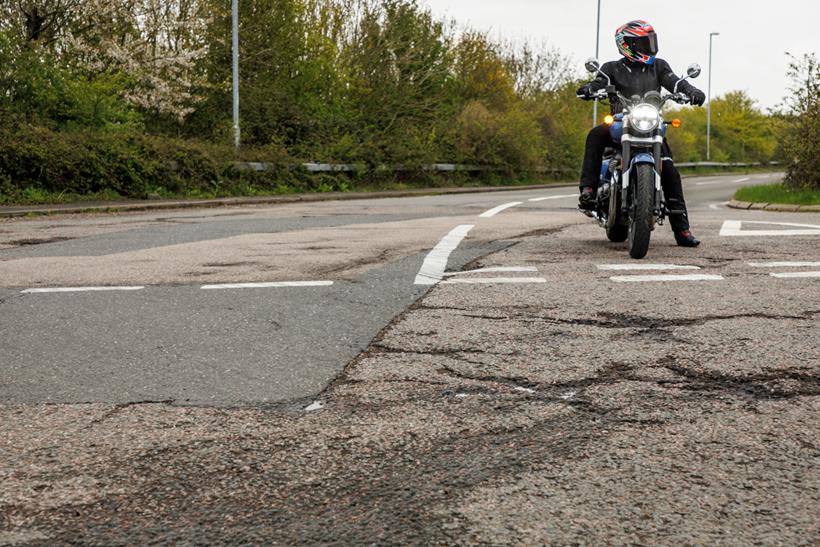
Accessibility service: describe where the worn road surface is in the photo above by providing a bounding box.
[1,172,818,544]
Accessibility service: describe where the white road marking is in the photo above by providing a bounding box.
[749,262,820,268]
[441,277,547,285]
[696,177,751,187]
[597,264,701,271]
[720,220,820,237]
[304,401,324,412]
[528,194,577,202]
[444,266,538,276]
[709,201,730,210]
[560,391,577,400]
[514,386,536,394]
[201,281,333,290]
[21,286,145,294]
[610,274,724,283]
[770,271,820,279]
[455,393,470,398]
[414,224,475,285]
[479,202,523,218]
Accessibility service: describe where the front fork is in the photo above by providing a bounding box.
[621,141,664,217]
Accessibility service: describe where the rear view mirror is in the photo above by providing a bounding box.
[585,58,601,74]
[686,63,702,79]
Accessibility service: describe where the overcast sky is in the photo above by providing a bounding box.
[423,0,819,110]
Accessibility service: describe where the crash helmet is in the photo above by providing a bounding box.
[615,20,658,65]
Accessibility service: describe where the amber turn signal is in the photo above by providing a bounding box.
[604,115,615,125]
[671,119,682,128]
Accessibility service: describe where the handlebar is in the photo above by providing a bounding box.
[581,88,692,107]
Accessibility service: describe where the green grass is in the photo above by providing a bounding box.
[734,183,820,205]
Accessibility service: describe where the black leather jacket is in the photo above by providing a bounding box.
[588,58,701,113]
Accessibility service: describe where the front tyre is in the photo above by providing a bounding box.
[628,164,655,259]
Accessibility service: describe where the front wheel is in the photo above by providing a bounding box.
[627,164,655,259]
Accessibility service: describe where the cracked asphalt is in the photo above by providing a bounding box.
[1,173,819,544]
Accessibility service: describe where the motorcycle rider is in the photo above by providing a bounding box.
[576,20,705,247]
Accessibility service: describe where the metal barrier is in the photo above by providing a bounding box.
[236,161,778,173]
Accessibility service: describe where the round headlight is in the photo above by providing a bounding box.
[631,104,660,132]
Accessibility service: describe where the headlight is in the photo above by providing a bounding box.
[630,103,660,132]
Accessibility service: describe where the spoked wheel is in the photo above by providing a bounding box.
[627,164,655,259]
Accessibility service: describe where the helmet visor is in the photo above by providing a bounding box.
[626,33,658,56]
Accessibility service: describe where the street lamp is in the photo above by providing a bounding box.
[707,32,720,161]
[592,0,602,127]
[232,0,240,150]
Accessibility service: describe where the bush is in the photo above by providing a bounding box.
[0,123,300,201]
[780,54,820,190]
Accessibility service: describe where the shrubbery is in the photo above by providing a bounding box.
[0,0,798,204]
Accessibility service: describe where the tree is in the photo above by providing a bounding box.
[779,53,820,189]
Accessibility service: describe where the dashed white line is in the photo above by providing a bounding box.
[528,194,577,202]
[770,271,820,279]
[201,281,333,290]
[444,267,538,276]
[441,277,547,285]
[709,201,730,210]
[597,264,701,271]
[696,177,751,187]
[610,274,724,283]
[414,224,475,285]
[21,286,145,294]
[479,202,523,218]
[749,262,820,268]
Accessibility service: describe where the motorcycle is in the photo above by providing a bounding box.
[578,59,702,259]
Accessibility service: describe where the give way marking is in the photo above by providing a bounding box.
[720,220,820,237]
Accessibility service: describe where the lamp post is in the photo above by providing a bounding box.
[232,0,240,150]
[592,0,602,127]
[707,32,720,161]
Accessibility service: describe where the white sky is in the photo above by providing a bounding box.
[422,0,819,110]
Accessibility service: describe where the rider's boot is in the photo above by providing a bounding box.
[579,186,596,210]
[675,230,701,247]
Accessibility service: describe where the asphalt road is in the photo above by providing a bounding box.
[1,172,818,544]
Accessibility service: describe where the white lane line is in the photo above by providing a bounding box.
[610,274,724,283]
[709,201,730,210]
[442,277,547,285]
[414,224,475,285]
[770,271,820,279]
[597,264,701,271]
[201,281,333,290]
[720,220,820,237]
[696,177,751,187]
[480,202,523,218]
[750,262,820,268]
[21,286,145,294]
[528,194,577,202]
[444,267,538,276]
[304,401,324,412]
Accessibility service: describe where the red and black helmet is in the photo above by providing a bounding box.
[615,20,658,65]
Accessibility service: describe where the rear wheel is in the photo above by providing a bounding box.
[606,182,628,242]
[627,164,655,259]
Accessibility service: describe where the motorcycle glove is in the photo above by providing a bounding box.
[576,85,594,100]
[689,89,706,106]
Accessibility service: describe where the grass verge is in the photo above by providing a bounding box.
[734,183,820,205]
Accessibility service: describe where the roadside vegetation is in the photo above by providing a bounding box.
[733,53,820,205]
[0,0,791,205]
